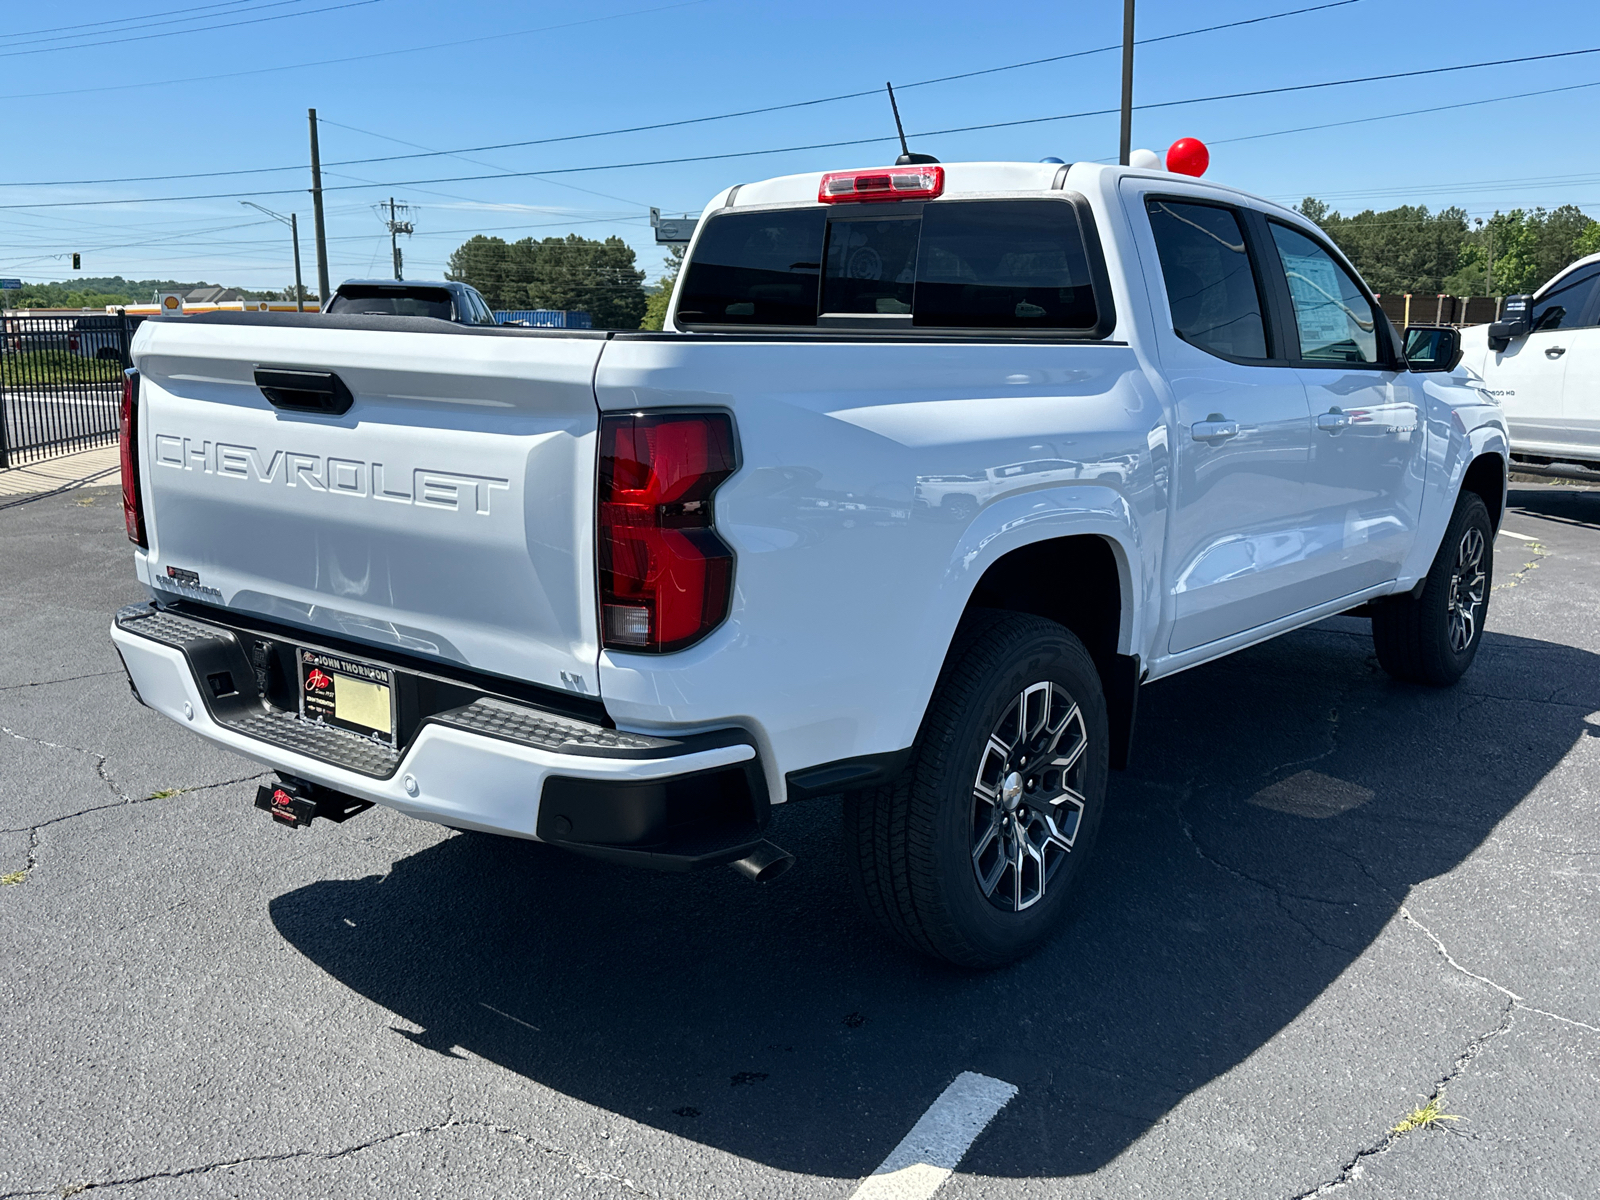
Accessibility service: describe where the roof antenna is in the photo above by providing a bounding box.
[886,82,939,165]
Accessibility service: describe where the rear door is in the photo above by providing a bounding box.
[134,317,605,697]
[1133,191,1318,654]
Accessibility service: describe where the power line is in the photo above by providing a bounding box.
[0,0,264,42]
[0,0,1362,188]
[305,0,1368,172]
[0,0,382,60]
[6,42,1598,211]
[0,0,710,100]
[0,0,307,52]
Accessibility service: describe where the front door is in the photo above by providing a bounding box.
[1506,264,1600,460]
[1137,194,1318,654]
[1263,221,1426,600]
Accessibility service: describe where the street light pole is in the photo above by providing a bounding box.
[1119,0,1135,166]
[241,201,306,310]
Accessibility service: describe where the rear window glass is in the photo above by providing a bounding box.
[677,198,1101,333]
[823,216,919,315]
[675,209,825,326]
[914,200,1097,329]
[328,286,453,320]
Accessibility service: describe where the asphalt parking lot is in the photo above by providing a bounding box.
[3,479,1598,1199]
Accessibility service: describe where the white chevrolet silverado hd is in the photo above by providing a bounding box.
[111,159,1507,966]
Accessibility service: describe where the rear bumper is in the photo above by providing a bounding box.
[111,603,768,866]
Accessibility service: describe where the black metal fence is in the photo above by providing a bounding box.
[0,312,144,468]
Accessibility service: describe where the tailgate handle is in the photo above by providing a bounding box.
[254,368,354,416]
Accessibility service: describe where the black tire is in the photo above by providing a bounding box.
[1372,491,1492,686]
[843,611,1109,968]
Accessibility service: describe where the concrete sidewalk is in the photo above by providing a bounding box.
[0,443,120,498]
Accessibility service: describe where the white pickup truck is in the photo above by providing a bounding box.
[111,158,1507,966]
[1462,251,1600,475]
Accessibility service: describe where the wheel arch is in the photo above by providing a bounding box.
[964,532,1140,769]
[1460,451,1507,533]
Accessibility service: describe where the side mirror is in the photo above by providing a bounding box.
[1486,293,1534,351]
[1404,325,1463,373]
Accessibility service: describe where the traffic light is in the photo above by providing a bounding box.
[72,252,81,270]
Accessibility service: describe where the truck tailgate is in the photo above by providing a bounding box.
[132,317,603,697]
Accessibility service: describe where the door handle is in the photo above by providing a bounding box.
[1191,413,1240,443]
[1546,346,1567,358]
[1316,408,1352,433]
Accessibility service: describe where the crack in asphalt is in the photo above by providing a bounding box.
[0,671,122,694]
[0,725,267,883]
[1,1113,671,1199]
[1286,998,1516,1198]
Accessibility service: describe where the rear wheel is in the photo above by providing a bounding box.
[844,611,1108,968]
[1372,491,1492,685]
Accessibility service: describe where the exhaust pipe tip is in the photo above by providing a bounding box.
[729,840,795,884]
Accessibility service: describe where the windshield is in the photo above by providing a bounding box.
[328,285,454,320]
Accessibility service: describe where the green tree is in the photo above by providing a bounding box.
[447,232,647,327]
[640,244,686,331]
[1297,199,1468,297]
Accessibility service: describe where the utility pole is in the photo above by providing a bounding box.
[1119,0,1135,165]
[240,201,306,312]
[290,213,304,311]
[381,197,413,281]
[308,108,330,303]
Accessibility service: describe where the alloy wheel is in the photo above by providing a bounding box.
[970,681,1088,912]
[1446,526,1487,653]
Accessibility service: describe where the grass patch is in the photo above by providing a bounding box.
[1,870,27,886]
[1,349,124,386]
[1392,1093,1463,1135]
[148,788,184,799]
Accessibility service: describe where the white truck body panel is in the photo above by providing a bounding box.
[132,321,605,697]
[115,160,1507,846]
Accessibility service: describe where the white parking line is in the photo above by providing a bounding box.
[848,1071,1018,1200]
[1498,529,1541,542]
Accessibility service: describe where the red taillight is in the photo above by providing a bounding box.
[598,412,736,653]
[818,164,944,204]
[120,369,147,547]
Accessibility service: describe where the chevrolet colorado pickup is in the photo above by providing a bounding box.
[111,158,1507,966]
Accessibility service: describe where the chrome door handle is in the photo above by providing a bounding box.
[1191,413,1240,443]
[1546,346,1567,358]
[1317,409,1352,433]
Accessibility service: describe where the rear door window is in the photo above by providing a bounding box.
[675,208,826,326]
[1145,200,1269,360]
[914,200,1098,329]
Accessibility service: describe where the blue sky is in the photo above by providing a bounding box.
[2,0,1597,292]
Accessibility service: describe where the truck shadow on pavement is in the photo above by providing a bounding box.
[270,619,1599,1179]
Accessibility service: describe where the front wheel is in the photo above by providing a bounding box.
[1372,491,1493,686]
[844,611,1108,968]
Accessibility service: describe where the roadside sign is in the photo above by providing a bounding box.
[650,207,698,245]
[157,292,184,315]
[0,278,21,289]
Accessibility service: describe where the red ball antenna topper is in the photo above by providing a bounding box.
[1166,137,1209,177]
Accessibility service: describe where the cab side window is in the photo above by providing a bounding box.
[1145,200,1269,360]
[1532,266,1600,332]
[1267,222,1380,365]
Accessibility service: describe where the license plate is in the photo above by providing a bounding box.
[297,647,396,743]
